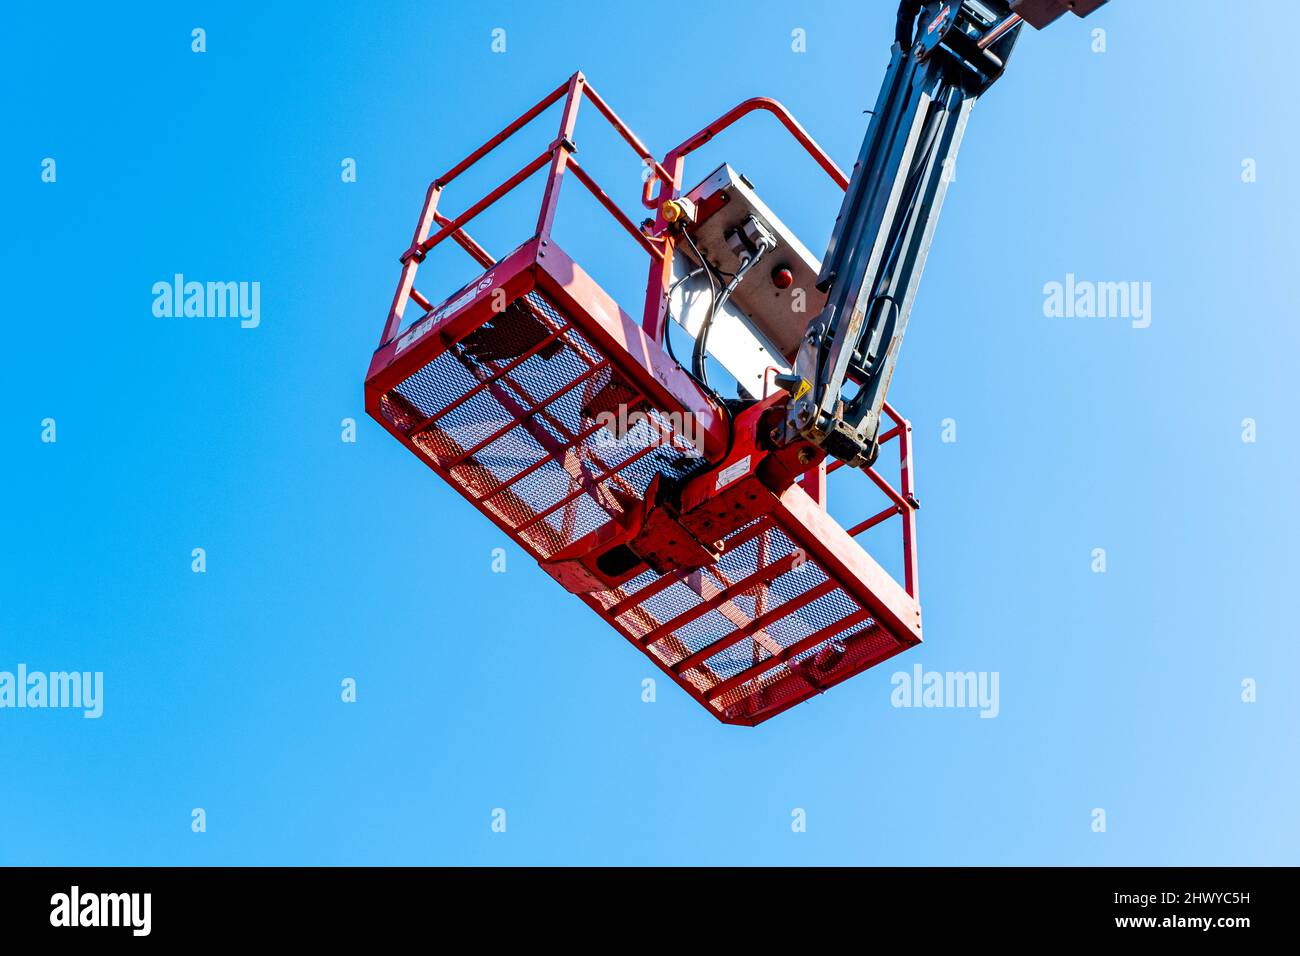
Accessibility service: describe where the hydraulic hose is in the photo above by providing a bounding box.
[690,236,775,388]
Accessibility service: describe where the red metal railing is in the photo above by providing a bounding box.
[637,97,852,346]
[828,402,919,600]
[375,69,919,605]
[379,71,671,350]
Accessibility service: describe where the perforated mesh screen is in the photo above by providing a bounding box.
[380,291,708,559]
[377,281,914,725]
[583,517,911,724]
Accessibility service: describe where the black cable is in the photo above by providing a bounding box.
[681,228,719,388]
[662,265,715,402]
[665,232,738,465]
[662,267,702,371]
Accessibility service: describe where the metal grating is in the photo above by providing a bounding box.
[381,291,709,559]
[367,75,922,725]
[378,280,915,723]
[583,515,910,723]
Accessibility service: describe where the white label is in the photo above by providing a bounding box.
[715,455,751,490]
[395,272,496,353]
[396,316,434,353]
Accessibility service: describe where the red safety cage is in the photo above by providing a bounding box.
[365,73,922,725]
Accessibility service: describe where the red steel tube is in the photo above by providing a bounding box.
[403,322,572,436]
[641,552,804,649]
[704,609,874,703]
[846,504,901,538]
[673,578,840,678]
[433,78,570,189]
[580,81,672,186]
[432,212,496,268]
[534,73,585,241]
[380,180,443,346]
[603,518,775,619]
[664,97,849,191]
[415,149,552,260]
[447,360,611,467]
[708,584,836,676]
[566,157,664,260]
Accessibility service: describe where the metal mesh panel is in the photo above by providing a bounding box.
[712,616,900,718]
[368,86,922,726]
[381,290,708,559]
[376,275,914,724]
[585,514,910,723]
[699,584,860,674]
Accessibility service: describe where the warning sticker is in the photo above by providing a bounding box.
[396,316,435,353]
[395,272,496,353]
[715,454,752,491]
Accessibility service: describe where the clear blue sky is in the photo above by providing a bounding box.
[4,0,1297,865]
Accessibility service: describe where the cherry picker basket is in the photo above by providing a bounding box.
[365,73,923,725]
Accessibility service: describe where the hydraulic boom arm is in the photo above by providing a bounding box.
[783,0,1107,466]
